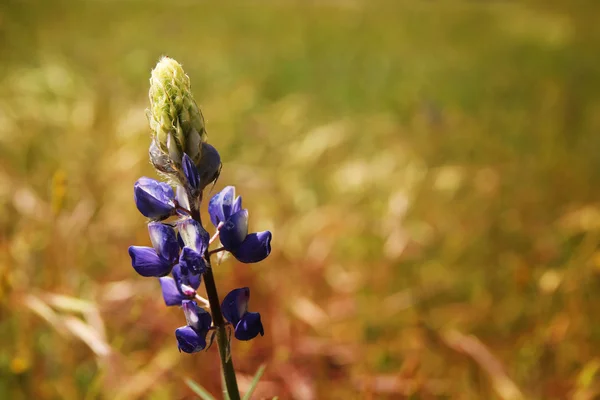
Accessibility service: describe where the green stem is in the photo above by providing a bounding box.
[191,208,240,400]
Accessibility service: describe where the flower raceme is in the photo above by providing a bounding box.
[129,58,271,398]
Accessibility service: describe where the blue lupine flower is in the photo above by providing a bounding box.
[129,222,179,277]
[134,177,176,219]
[175,300,212,353]
[182,153,201,192]
[221,287,264,341]
[208,186,241,227]
[179,247,207,275]
[159,264,202,306]
[208,187,272,263]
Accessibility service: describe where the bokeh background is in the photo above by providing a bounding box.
[2,1,600,399]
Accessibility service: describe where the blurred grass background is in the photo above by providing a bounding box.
[1,0,600,398]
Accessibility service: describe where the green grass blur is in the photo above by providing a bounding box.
[1,1,600,398]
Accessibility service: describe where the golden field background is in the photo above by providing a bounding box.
[1,1,600,399]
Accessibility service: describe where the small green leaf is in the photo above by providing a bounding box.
[185,378,216,400]
[242,364,267,400]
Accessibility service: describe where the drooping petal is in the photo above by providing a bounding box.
[128,246,172,277]
[147,222,179,264]
[234,312,264,341]
[232,231,272,263]
[179,247,207,275]
[177,218,209,254]
[172,263,202,293]
[221,287,250,326]
[182,153,201,192]
[181,300,212,334]
[159,277,186,306]
[175,325,206,353]
[208,186,235,227]
[219,209,249,251]
[133,177,175,219]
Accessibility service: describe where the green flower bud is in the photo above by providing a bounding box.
[148,57,207,168]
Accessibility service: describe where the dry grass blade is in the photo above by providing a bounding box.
[62,316,111,357]
[24,294,67,335]
[113,346,179,400]
[441,329,524,400]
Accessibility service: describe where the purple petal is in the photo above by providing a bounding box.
[181,300,212,333]
[182,153,201,192]
[234,312,264,341]
[159,277,186,306]
[148,222,179,264]
[232,231,272,263]
[133,177,175,219]
[177,218,209,254]
[219,209,249,251]
[208,186,235,227]
[179,247,207,275]
[221,287,250,326]
[128,246,172,277]
[172,264,201,293]
[175,325,206,353]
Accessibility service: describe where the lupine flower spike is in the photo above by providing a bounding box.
[127,57,272,400]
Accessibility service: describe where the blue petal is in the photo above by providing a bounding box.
[147,222,179,264]
[175,325,206,353]
[177,218,209,255]
[234,312,264,341]
[181,300,212,333]
[159,277,186,306]
[128,246,172,277]
[179,247,207,275]
[208,186,235,227]
[221,287,250,326]
[232,195,243,215]
[182,153,201,192]
[133,177,175,219]
[172,264,201,293]
[219,209,249,251]
[232,231,272,263]
[220,187,236,222]
[197,143,221,190]
[177,232,185,249]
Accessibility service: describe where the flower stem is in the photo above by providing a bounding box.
[191,208,240,400]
